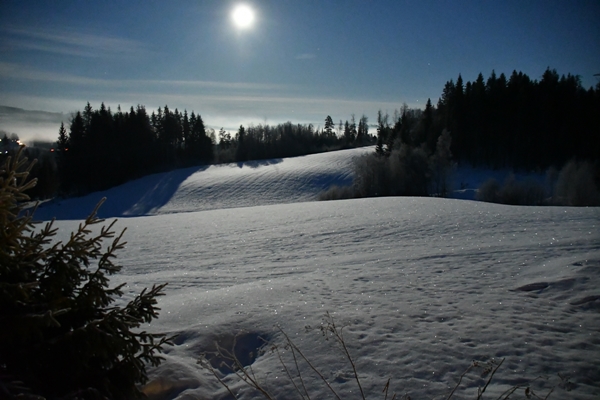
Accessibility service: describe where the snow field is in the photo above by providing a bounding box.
[35,147,599,399]
[50,197,600,399]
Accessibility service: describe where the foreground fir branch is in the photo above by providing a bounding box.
[0,148,174,399]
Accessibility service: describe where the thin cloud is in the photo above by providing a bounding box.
[0,62,412,118]
[295,53,316,60]
[150,92,409,133]
[2,24,151,58]
[0,62,106,85]
[0,62,292,92]
[128,92,409,122]
[150,80,291,91]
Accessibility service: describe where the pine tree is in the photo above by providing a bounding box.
[57,122,69,153]
[63,112,87,194]
[375,110,386,155]
[356,115,369,145]
[195,113,213,163]
[236,125,247,161]
[82,102,94,131]
[343,120,352,145]
[69,111,86,150]
[182,110,191,148]
[219,128,231,149]
[187,112,211,163]
[350,114,357,143]
[324,115,335,139]
[0,149,173,399]
[430,129,454,197]
[422,98,435,150]
[399,103,411,146]
[56,122,70,191]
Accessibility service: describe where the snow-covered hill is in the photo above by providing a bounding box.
[34,148,599,399]
[34,147,369,220]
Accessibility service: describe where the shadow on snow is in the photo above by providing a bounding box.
[33,166,207,220]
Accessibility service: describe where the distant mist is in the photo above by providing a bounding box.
[0,105,66,143]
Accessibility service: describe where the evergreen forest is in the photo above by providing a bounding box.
[2,67,599,199]
[47,104,371,196]
[372,68,599,169]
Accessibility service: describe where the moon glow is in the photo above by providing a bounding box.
[232,5,255,29]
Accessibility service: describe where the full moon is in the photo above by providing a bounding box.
[232,4,255,29]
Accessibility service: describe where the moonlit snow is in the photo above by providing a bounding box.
[37,148,599,399]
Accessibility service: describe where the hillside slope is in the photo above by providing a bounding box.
[34,147,369,220]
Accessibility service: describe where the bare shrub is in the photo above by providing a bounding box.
[199,313,378,400]
[318,185,355,201]
[499,174,546,205]
[350,145,432,199]
[430,129,455,197]
[553,160,600,206]
[477,175,546,205]
[476,178,501,203]
[199,313,570,400]
[389,145,431,196]
[352,152,390,197]
[322,133,455,201]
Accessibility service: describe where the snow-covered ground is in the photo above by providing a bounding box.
[37,148,599,399]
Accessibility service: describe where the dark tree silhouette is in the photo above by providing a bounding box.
[438,68,599,169]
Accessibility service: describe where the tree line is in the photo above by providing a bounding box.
[47,103,375,196]
[231,115,372,163]
[56,103,214,195]
[2,67,597,199]
[325,68,599,202]
[438,68,600,169]
[371,68,599,171]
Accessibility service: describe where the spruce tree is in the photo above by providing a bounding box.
[0,149,173,399]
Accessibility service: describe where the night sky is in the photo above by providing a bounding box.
[1,0,599,142]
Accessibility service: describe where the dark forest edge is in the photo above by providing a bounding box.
[322,67,600,206]
[1,67,599,202]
